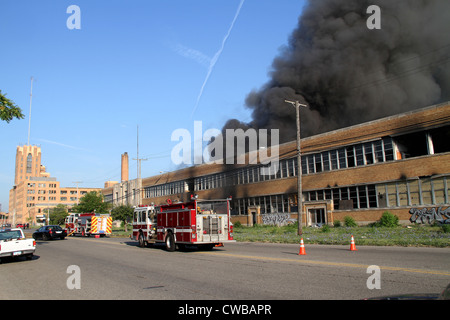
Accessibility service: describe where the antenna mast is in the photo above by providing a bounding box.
[27,77,34,145]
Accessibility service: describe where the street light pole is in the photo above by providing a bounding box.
[285,99,308,236]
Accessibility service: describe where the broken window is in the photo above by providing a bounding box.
[349,186,358,208]
[368,185,378,208]
[374,140,384,162]
[364,142,374,164]
[376,185,387,207]
[358,186,368,208]
[315,154,323,172]
[383,137,394,161]
[314,184,377,210]
[429,125,450,154]
[346,146,355,168]
[393,131,428,159]
[355,145,364,166]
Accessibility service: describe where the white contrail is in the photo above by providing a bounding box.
[191,0,245,117]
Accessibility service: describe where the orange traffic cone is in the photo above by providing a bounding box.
[349,235,358,251]
[298,238,306,255]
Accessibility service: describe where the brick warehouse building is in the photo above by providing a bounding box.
[102,102,450,226]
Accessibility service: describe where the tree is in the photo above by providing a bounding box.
[72,191,110,214]
[0,90,24,123]
[111,205,134,232]
[50,204,69,225]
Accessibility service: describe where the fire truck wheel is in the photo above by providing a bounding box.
[165,232,175,252]
[138,232,145,247]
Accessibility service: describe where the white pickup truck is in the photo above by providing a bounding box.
[0,228,36,263]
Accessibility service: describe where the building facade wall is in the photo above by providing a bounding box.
[9,145,101,225]
[103,102,450,226]
[9,179,101,225]
[14,145,43,185]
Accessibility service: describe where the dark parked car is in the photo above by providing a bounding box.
[33,225,67,240]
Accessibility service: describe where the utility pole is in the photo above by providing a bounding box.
[284,99,308,236]
[132,125,147,205]
[73,181,83,205]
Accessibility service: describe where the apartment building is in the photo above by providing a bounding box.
[9,145,101,225]
[102,102,450,226]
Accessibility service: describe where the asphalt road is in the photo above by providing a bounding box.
[1,235,449,300]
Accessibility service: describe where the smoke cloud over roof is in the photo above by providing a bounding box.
[223,0,450,143]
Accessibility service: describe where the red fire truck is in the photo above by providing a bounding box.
[65,212,112,237]
[132,196,235,251]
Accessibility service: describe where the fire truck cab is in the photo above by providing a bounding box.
[133,196,235,251]
[133,205,157,247]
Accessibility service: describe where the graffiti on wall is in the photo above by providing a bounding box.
[261,213,291,226]
[409,207,450,224]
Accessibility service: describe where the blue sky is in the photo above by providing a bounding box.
[0,0,305,211]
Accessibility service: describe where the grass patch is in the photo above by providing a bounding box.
[233,223,450,247]
[110,226,133,238]
[108,223,450,247]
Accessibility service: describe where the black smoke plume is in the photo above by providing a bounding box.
[223,0,450,143]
